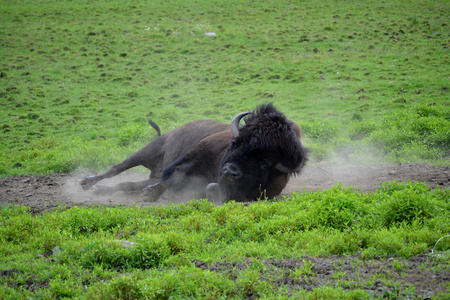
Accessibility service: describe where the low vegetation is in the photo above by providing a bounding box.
[1,181,449,298]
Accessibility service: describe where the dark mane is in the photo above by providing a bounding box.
[245,103,286,125]
[237,103,293,150]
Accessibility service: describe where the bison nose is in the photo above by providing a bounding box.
[222,163,242,179]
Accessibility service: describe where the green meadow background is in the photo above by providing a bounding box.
[1,0,448,176]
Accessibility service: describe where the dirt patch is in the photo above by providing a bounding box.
[0,163,449,214]
[194,251,449,299]
[287,162,450,194]
[1,268,50,293]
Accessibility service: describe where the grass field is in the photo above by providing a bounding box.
[1,0,449,175]
[0,0,449,298]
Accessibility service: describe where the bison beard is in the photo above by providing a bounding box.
[80,103,307,203]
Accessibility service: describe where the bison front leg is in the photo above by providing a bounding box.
[141,182,168,202]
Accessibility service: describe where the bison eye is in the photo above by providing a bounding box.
[258,159,272,173]
[229,139,238,149]
[259,162,268,172]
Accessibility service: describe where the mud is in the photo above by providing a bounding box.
[1,163,449,214]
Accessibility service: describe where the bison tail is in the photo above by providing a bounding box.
[148,119,161,136]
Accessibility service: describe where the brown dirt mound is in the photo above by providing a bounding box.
[0,163,448,214]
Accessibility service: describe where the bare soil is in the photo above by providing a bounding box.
[1,163,449,214]
[194,252,449,299]
[0,163,449,298]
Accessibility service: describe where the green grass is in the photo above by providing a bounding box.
[0,181,449,298]
[1,0,449,175]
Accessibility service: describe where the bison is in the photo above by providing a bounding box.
[80,103,307,203]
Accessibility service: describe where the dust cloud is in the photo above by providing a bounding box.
[1,162,447,213]
[285,143,395,194]
[62,170,214,206]
[57,142,447,205]
[62,171,151,206]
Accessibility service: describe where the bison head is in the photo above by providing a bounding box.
[209,103,307,202]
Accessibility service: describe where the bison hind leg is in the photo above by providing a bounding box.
[80,176,99,191]
[87,178,159,196]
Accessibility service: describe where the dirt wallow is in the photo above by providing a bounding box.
[1,163,448,214]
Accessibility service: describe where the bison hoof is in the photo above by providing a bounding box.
[93,185,112,195]
[141,182,166,202]
[206,183,222,203]
[141,190,158,202]
[206,183,219,196]
[80,176,97,191]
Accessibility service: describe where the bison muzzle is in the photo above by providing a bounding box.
[80,103,307,203]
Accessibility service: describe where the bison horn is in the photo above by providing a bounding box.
[275,162,305,174]
[231,112,251,138]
